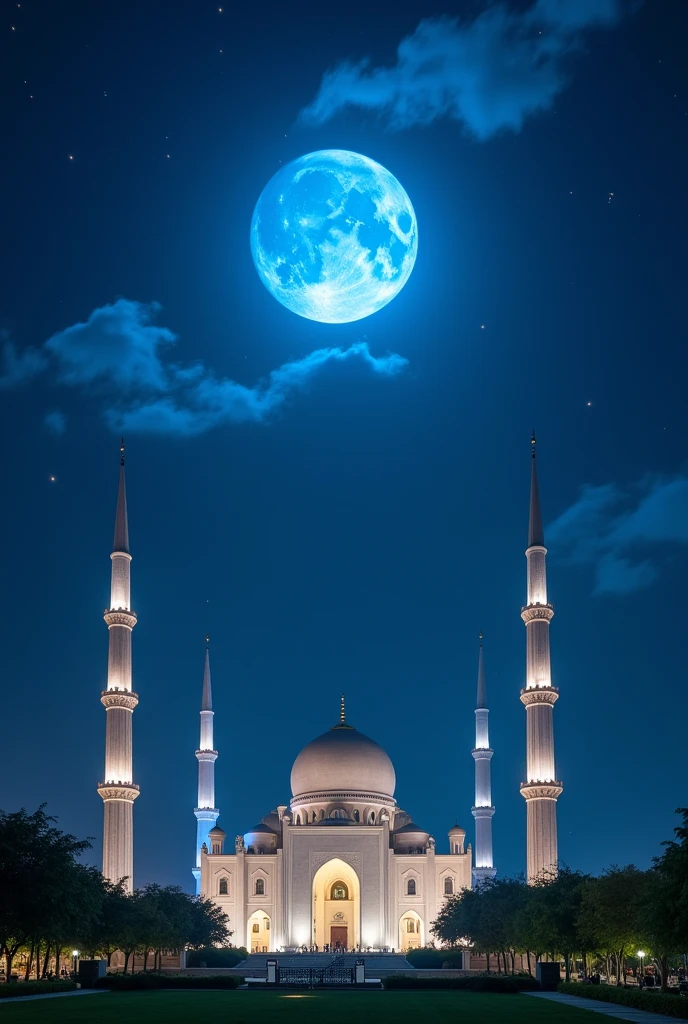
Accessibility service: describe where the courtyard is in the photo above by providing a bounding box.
[0,989,609,1023]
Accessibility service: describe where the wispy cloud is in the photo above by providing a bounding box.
[0,300,408,436]
[44,410,67,435]
[548,475,688,594]
[300,0,629,139]
[0,331,48,389]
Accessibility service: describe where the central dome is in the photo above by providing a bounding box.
[291,723,396,800]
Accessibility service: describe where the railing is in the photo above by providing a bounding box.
[267,956,365,987]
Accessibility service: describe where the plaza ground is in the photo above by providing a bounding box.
[0,989,608,1023]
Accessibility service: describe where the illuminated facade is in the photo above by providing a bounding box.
[472,634,496,883]
[520,434,563,882]
[97,442,140,893]
[199,699,472,952]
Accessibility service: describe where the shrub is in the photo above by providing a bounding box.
[0,981,77,999]
[98,973,243,991]
[383,973,538,992]
[186,946,248,968]
[405,947,466,969]
[558,981,688,1019]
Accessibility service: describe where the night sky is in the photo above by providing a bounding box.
[2,0,687,891]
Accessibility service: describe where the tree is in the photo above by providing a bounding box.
[578,866,646,985]
[0,807,92,980]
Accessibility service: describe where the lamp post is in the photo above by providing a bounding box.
[637,950,645,985]
[72,950,79,978]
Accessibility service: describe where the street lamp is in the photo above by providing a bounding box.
[637,950,645,984]
[72,950,79,977]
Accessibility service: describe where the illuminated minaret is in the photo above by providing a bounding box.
[520,433,563,882]
[472,632,496,884]
[192,636,219,894]
[97,441,140,892]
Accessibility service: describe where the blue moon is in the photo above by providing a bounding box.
[250,150,418,324]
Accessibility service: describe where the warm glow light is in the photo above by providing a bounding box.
[72,950,79,957]
[637,950,645,958]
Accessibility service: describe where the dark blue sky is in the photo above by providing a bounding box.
[1,0,687,890]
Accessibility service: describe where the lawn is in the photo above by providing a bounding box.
[0,990,606,1023]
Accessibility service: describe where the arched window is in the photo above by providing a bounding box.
[406,919,416,933]
[444,877,454,895]
[312,811,317,822]
[454,843,460,854]
[368,811,376,824]
[407,879,416,895]
[330,881,349,900]
[353,810,360,822]
[330,808,346,819]
[320,809,325,820]
[218,877,228,895]
[255,878,265,896]
[296,815,301,825]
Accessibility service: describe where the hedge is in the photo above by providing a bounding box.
[0,981,77,999]
[186,946,248,968]
[558,981,688,1019]
[405,948,466,969]
[98,973,243,991]
[383,973,538,992]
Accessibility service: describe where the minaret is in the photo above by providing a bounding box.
[97,440,140,892]
[520,433,563,882]
[472,632,496,884]
[192,635,219,895]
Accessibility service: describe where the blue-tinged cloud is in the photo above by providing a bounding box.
[300,0,629,139]
[44,410,67,435]
[548,475,688,595]
[0,300,408,436]
[0,332,48,389]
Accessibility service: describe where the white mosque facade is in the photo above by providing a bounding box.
[97,437,560,950]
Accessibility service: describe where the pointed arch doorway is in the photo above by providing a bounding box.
[312,857,360,950]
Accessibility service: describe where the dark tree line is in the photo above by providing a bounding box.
[0,807,230,979]
[432,809,688,994]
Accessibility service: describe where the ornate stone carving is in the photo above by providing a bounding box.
[97,782,140,802]
[520,604,554,624]
[235,835,245,852]
[519,687,559,707]
[100,689,139,711]
[520,782,563,801]
[103,609,137,629]
[309,851,361,874]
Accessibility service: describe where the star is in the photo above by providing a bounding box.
[586,401,592,407]
[50,476,56,482]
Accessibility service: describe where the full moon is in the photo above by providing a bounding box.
[250,150,418,324]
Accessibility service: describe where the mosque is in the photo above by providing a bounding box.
[97,437,562,951]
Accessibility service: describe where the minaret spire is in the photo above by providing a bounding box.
[472,631,496,884]
[97,441,140,892]
[520,433,563,882]
[340,692,346,724]
[193,635,219,895]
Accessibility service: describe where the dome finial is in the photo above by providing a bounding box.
[339,692,346,724]
[120,437,125,466]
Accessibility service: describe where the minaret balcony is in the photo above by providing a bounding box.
[101,689,139,711]
[471,748,494,760]
[520,686,559,707]
[195,749,219,762]
[520,781,563,801]
[97,781,140,802]
[103,609,137,629]
[520,603,554,624]
[471,806,496,817]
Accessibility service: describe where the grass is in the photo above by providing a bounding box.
[0,989,608,1023]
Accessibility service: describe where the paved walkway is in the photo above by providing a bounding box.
[525,990,681,1023]
[0,989,106,1005]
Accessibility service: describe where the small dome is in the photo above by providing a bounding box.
[245,823,278,835]
[394,822,429,836]
[448,824,466,835]
[291,723,396,799]
[208,825,226,837]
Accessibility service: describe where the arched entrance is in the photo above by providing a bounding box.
[399,910,423,951]
[312,858,360,950]
[247,910,271,952]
